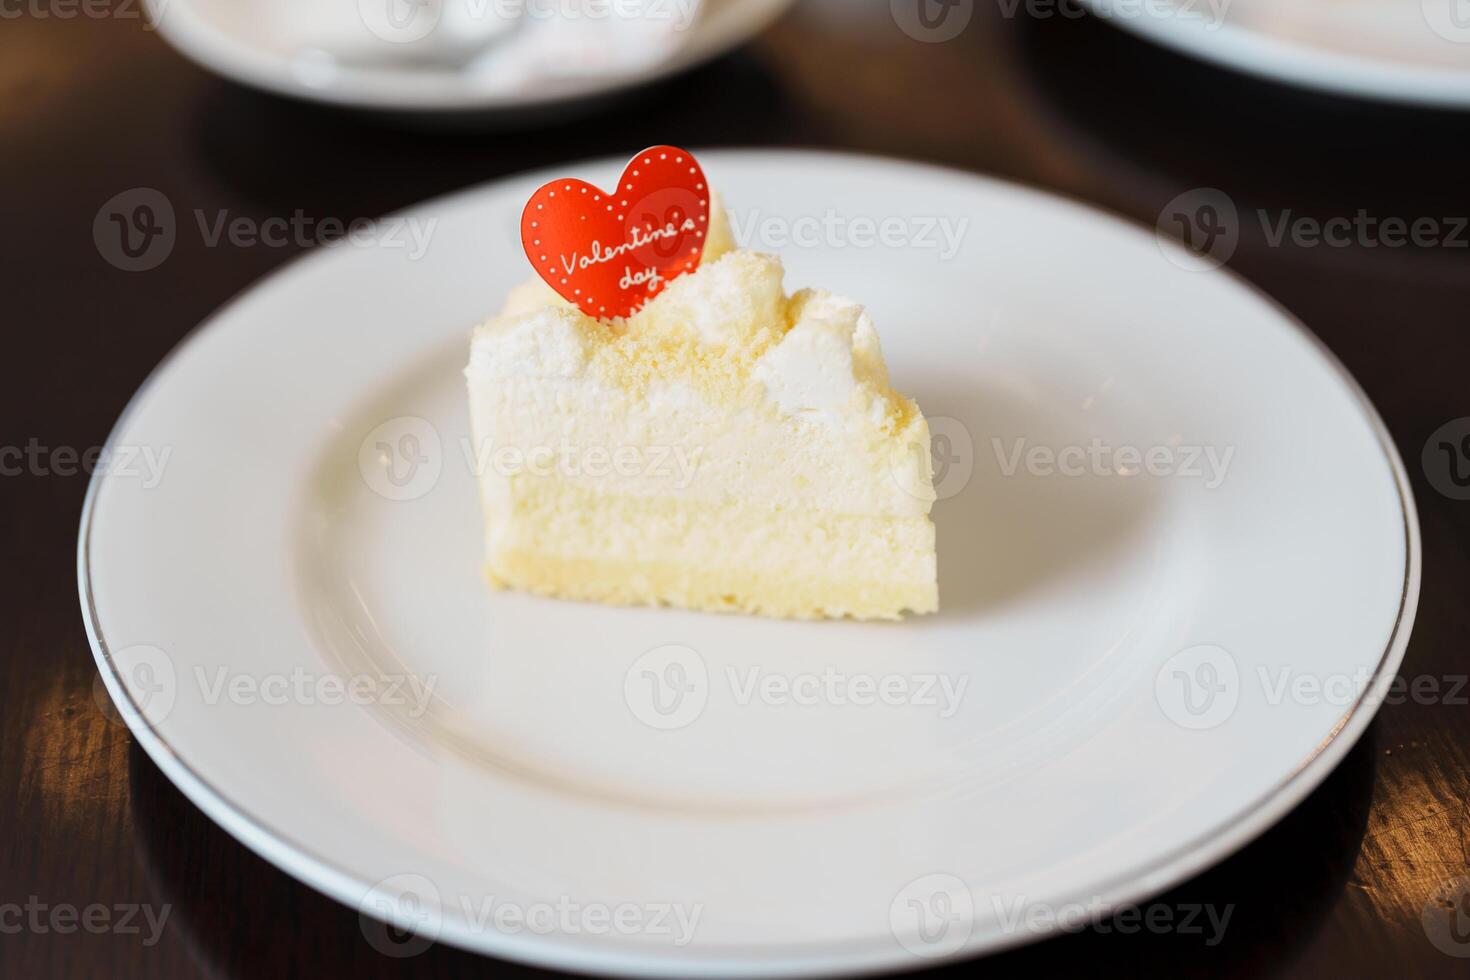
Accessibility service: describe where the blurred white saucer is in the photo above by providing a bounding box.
[1079,0,1470,107]
[143,0,792,117]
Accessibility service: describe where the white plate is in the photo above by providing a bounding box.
[82,150,1418,975]
[143,0,791,116]
[1080,0,1470,107]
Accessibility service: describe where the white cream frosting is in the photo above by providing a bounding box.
[466,202,936,519]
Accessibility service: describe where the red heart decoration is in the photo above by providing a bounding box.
[520,145,711,320]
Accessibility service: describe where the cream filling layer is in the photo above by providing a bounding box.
[466,378,934,519]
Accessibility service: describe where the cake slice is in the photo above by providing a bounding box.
[465,201,938,620]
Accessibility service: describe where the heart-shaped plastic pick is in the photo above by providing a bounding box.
[520,145,710,320]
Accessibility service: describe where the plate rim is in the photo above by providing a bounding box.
[1078,0,1470,108]
[78,147,1422,976]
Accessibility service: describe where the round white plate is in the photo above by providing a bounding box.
[1080,0,1470,107]
[82,150,1418,976]
[142,0,791,116]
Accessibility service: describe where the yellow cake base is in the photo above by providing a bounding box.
[481,480,937,621]
[484,554,935,621]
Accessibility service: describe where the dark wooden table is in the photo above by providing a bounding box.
[4,2,1469,977]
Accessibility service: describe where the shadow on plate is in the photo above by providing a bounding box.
[919,372,1160,617]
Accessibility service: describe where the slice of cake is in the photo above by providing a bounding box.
[465,200,938,620]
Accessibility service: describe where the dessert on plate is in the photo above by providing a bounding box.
[465,150,937,620]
